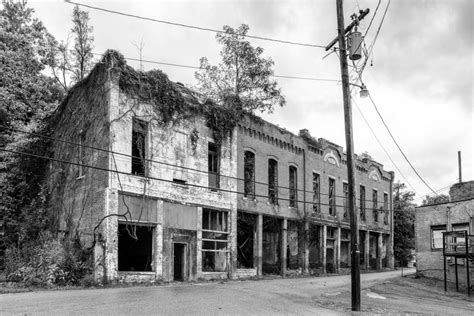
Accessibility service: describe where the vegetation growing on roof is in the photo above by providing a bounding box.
[101,49,246,144]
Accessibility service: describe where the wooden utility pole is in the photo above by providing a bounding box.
[325,1,370,311]
[458,151,462,183]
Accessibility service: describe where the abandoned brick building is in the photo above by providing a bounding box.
[47,51,394,283]
[415,180,474,288]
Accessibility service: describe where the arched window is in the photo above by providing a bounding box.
[268,159,278,204]
[289,166,297,207]
[244,151,255,198]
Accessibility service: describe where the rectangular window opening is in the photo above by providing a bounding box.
[118,223,154,272]
[373,189,378,222]
[360,185,366,220]
[244,151,255,198]
[132,118,148,176]
[208,142,220,190]
[343,183,349,218]
[329,178,336,216]
[202,209,229,272]
[268,159,278,204]
[383,193,389,224]
[313,173,320,213]
[173,178,187,185]
[431,225,446,250]
[289,166,298,208]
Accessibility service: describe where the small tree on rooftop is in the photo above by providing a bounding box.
[195,24,285,114]
[71,5,94,82]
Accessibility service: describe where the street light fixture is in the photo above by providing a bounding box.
[349,82,369,98]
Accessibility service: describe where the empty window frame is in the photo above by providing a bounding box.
[289,166,298,207]
[431,225,446,250]
[343,182,349,218]
[202,209,229,272]
[373,189,378,222]
[360,185,366,220]
[383,193,389,224]
[312,173,321,213]
[131,118,148,176]
[244,151,255,198]
[328,178,336,216]
[208,142,220,190]
[268,159,278,204]
[118,223,154,272]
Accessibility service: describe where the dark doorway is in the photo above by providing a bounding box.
[237,212,256,268]
[173,243,186,281]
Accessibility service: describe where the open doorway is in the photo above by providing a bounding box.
[173,243,187,281]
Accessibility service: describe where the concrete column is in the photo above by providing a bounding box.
[336,227,341,273]
[257,214,263,277]
[304,221,309,274]
[196,207,203,278]
[156,200,164,280]
[365,230,370,271]
[321,225,327,273]
[377,232,383,270]
[281,218,287,276]
[102,188,119,283]
[229,206,238,279]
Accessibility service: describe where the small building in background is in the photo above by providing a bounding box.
[415,180,474,286]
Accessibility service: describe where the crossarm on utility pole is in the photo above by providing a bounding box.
[325,8,369,51]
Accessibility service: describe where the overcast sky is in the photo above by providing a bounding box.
[28,0,473,202]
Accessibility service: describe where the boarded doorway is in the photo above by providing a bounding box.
[173,243,187,281]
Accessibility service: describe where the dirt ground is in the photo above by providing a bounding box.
[316,274,474,315]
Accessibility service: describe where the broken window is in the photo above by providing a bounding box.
[208,142,220,190]
[289,166,297,208]
[360,185,366,220]
[202,209,228,272]
[328,178,336,216]
[312,173,320,213]
[268,159,278,204]
[244,151,255,198]
[383,193,389,224]
[132,118,148,176]
[118,223,154,272]
[343,183,349,218]
[373,189,378,222]
[77,132,86,177]
[431,225,446,250]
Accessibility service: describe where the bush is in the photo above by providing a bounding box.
[4,232,92,286]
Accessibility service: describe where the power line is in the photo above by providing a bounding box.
[0,147,394,211]
[65,0,327,49]
[363,0,381,38]
[367,94,437,195]
[351,96,420,196]
[1,124,389,204]
[90,52,341,83]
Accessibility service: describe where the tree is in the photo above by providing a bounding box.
[71,5,94,82]
[422,194,449,206]
[0,0,63,252]
[47,5,95,92]
[393,182,416,267]
[195,24,285,114]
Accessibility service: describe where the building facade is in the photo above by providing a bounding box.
[415,180,474,287]
[47,52,394,283]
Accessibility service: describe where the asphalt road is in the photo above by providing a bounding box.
[1,268,454,315]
